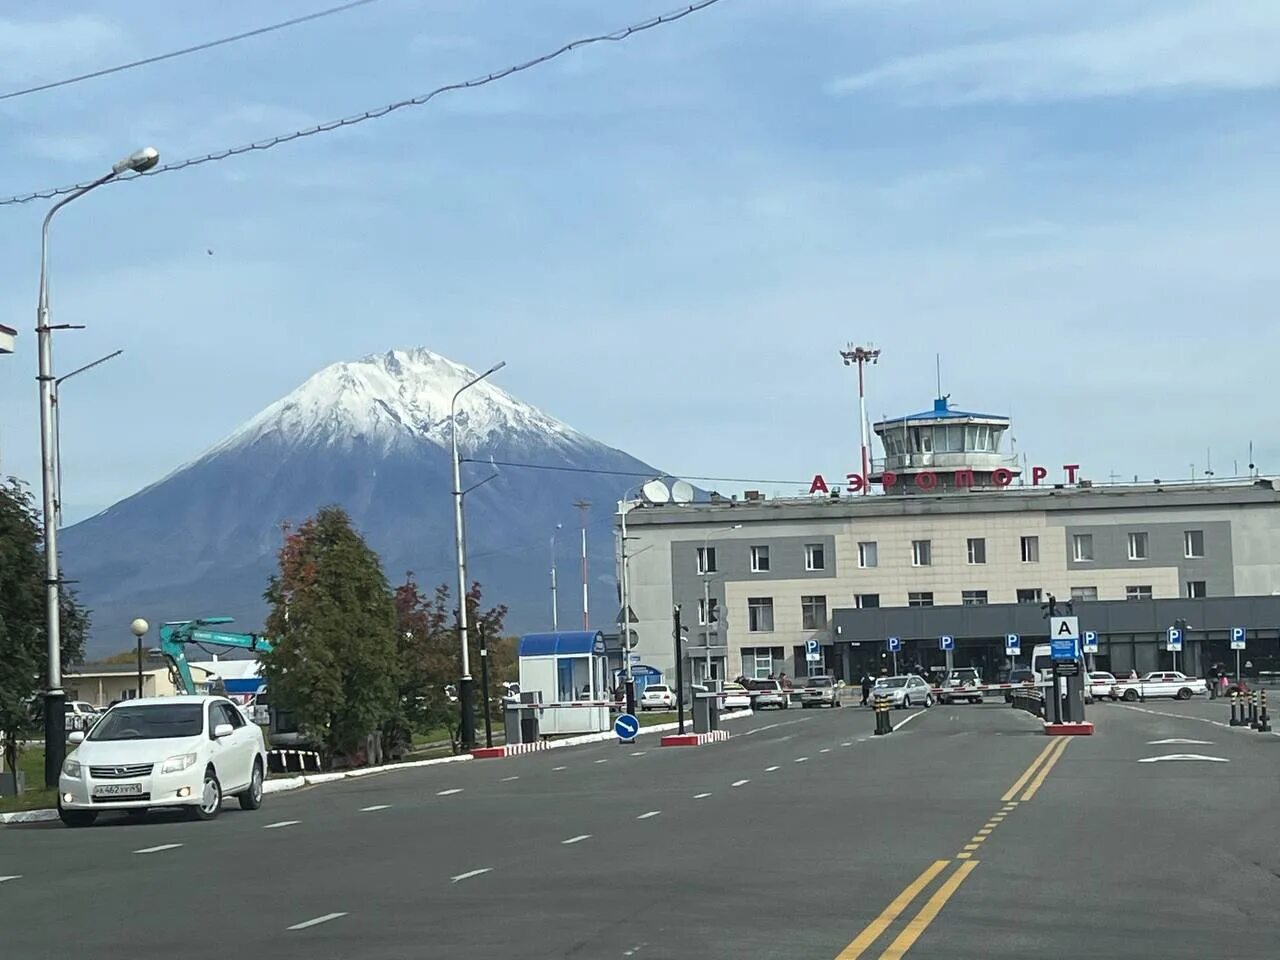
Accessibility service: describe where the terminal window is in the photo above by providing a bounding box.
[908,591,934,607]
[1184,529,1205,558]
[1125,585,1153,600]
[967,538,986,564]
[750,545,770,573]
[912,539,932,566]
[696,546,717,574]
[962,590,989,606]
[1017,588,1042,604]
[801,595,828,630]
[1186,580,1206,598]
[1071,586,1098,602]
[805,543,826,571]
[858,541,878,568]
[1072,534,1094,562]
[698,597,720,625]
[748,597,774,632]
[1020,536,1039,563]
[1127,532,1149,561]
[854,593,880,608]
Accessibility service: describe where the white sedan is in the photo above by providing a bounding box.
[1087,671,1117,700]
[720,682,752,710]
[58,695,267,827]
[640,684,676,711]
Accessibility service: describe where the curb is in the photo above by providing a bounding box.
[1044,721,1094,736]
[470,709,753,758]
[660,729,730,747]
[2,710,756,821]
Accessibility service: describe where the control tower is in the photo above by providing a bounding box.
[872,397,1020,495]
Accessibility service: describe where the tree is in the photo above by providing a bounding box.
[260,506,399,763]
[0,478,89,777]
[387,574,510,750]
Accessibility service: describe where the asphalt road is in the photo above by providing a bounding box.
[2,699,1277,959]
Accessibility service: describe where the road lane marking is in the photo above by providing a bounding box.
[964,843,981,851]
[263,820,300,830]
[977,828,993,836]
[731,779,750,787]
[856,737,868,742]
[1020,738,1071,801]
[819,747,831,753]
[1001,802,1018,810]
[765,765,780,772]
[1148,738,1213,745]
[562,834,591,845]
[0,876,20,883]
[437,788,464,796]
[360,804,391,812]
[744,718,811,736]
[794,757,808,763]
[636,811,661,820]
[630,751,647,756]
[594,759,609,764]
[1137,753,1230,763]
[834,859,950,960]
[501,776,520,781]
[134,843,182,855]
[451,868,493,883]
[878,861,980,959]
[1001,739,1060,802]
[841,742,853,747]
[956,852,972,860]
[891,710,926,732]
[287,912,347,930]
[553,766,567,771]
[693,792,711,799]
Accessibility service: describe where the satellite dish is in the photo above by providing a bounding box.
[670,480,695,503]
[641,479,670,504]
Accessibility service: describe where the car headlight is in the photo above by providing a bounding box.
[62,758,81,777]
[161,752,197,774]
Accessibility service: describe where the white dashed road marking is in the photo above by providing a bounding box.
[451,868,493,883]
[636,810,662,820]
[731,779,750,787]
[263,820,300,830]
[630,751,647,756]
[765,765,780,772]
[287,912,347,931]
[501,776,520,782]
[553,766,567,771]
[0,876,20,883]
[360,804,390,812]
[437,788,464,796]
[562,834,592,845]
[841,742,853,747]
[594,759,609,764]
[794,757,808,763]
[819,748,831,753]
[134,844,182,855]
[693,792,712,799]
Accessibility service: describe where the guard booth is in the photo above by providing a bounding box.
[518,631,611,735]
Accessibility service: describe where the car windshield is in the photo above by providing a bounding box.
[807,677,832,687]
[646,686,669,693]
[88,703,204,741]
[875,677,909,688]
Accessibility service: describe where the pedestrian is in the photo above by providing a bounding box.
[860,672,873,706]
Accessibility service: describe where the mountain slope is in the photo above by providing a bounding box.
[61,348,658,656]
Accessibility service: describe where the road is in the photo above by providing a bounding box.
[2,699,1277,959]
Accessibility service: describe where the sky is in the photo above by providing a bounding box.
[1,0,1278,522]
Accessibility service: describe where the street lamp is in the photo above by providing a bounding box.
[839,344,880,494]
[550,523,562,631]
[700,523,742,683]
[451,359,505,753]
[38,145,159,788]
[131,618,149,699]
[53,349,123,527]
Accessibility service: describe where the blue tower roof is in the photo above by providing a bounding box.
[880,397,1008,423]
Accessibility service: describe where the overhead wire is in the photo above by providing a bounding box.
[0,0,390,103]
[460,456,812,489]
[0,0,727,207]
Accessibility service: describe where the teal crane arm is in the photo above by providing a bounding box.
[158,618,275,695]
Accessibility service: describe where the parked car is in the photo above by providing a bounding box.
[57,695,267,827]
[938,667,984,704]
[1087,671,1118,700]
[1005,669,1037,703]
[1109,671,1208,701]
[800,675,840,708]
[63,700,102,731]
[745,678,790,709]
[870,674,934,709]
[639,684,676,711]
[720,682,752,710]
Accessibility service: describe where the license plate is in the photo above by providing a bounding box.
[93,783,143,797]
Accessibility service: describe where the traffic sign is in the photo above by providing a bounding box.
[939,635,955,652]
[614,713,639,741]
[806,639,819,654]
[1082,630,1099,654]
[1005,633,1020,656]
[1050,638,1077,661]
[1166,626,1183,652]
[1050,616,1080,641]
[887,636,901,653]
[1230,627,1247,651]
[805,638,822,662]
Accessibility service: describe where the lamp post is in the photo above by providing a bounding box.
[131,618,149,699]
[700,523,741,683]
[839,344,880,493]
[53,349,123,527]
[38,146,159,788]
[550,523,562,630]
[451,360,506,753]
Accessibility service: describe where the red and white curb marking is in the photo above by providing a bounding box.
[660,729,731,747]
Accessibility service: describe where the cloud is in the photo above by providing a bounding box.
[829,2,1280,104]
[20,133,109,164]
[0,14,125,85]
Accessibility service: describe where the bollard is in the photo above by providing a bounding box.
[1229,692,1241,727]
[873,696,890,736]
[1259,690,1271,733]
[1249,692,1261,730]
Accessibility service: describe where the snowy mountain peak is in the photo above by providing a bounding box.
[208,347,577,455]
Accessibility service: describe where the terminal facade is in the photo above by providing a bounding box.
[618,396,1280,686]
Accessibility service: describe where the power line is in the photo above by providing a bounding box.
[0,0,389,103]
[461,457,812,488]
[0,0,727,207]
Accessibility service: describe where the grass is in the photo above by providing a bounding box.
[0,747,57,814]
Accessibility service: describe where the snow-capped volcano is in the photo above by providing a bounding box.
[62,348,661,655]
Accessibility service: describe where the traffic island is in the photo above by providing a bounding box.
[660,730,730,747]
[1044,721,1094,736]
[471,741,551,759]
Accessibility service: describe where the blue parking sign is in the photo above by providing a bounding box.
[887,636,901,652]
[1230,626,1246,651]
[1005,633,1020,655]
[939,635,955,651]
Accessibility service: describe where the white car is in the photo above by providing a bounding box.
[1087,671,1117,700]
[870,675,934,709]
[640,684,676,711]
[58,695,267,827]
[720,682,752,710]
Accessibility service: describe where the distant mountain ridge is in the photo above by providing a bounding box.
[62,348,658,657]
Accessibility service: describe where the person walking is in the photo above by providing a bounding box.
[860,672,873,707]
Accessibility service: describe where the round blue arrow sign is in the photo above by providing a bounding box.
[615,713,640,740]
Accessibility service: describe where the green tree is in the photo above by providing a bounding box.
[0,478,89,777]
[388,575,509,749]
[260,506,399,763]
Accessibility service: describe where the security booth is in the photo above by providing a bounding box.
[518,630,611,735]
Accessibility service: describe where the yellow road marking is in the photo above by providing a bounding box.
[1001,739,1059,801]
[956,852,972,859]
[977,828,993,835]
[1021,737,1071,801]
[834,860,950,960]
[963,843,981,851]
[877,861,980,960]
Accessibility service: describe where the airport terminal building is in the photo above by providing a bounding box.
[619,397,1280,685]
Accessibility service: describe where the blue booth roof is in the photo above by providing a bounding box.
[519,630,606,657]
[885,397,1008,423]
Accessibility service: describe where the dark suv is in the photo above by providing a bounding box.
[1005,668,1036,702]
